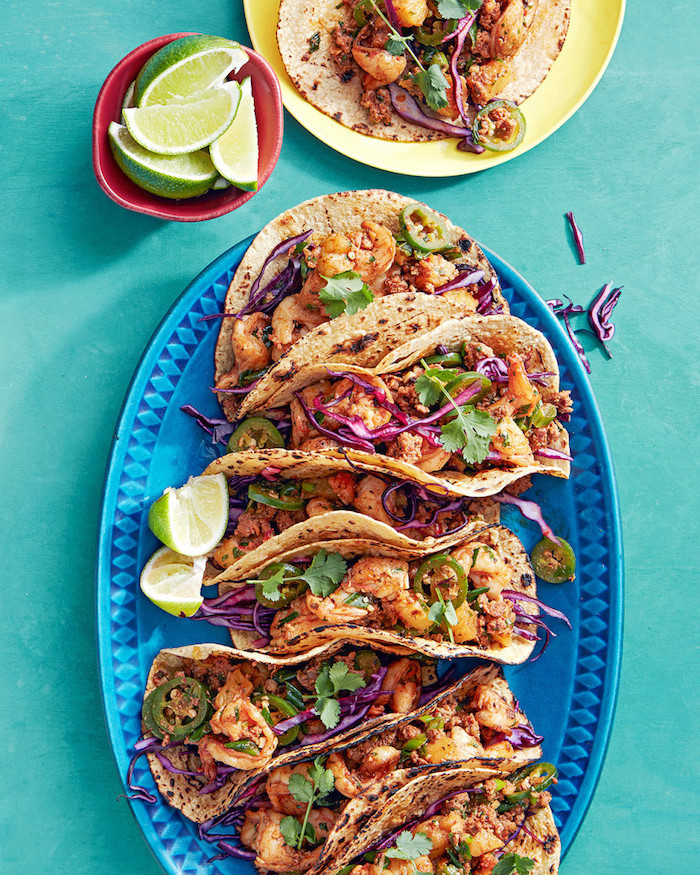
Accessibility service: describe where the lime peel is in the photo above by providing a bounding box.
[140,547,206,617]
[148,472,229,556]
[210,76,258,190]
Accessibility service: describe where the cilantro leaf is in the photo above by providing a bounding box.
[260,571,285,602]
[385,34,408,55]
[303,549,348,597]
[415,367,461,407]
[288,771,315,805]
[319,271,375,317]
[386,831,433,861]
[316,696,341,730]
[413,65,449,111]
[435,0,482,18]
[492,854,535,875]
[328,661,366,694]
[280,815,302,847]
[439,407,496,464]
[314,662,366,728]
[308,758,336,801]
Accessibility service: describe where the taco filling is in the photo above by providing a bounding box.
[344,763,560,875]
[216,204,504,401]
[285,344,571,475]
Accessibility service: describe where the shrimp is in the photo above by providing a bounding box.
[385,856,434,875]
[305,497,337,517]
[353,475,397,527]
[270,293,327,360]
[380,658,422,713]
[411,253,459,294]
[451,541,511,597]
[305,589,373,624]
[331,377,394,433]
[266,763,314,815]
[290,381,332,447]
[352,21,407,88]
[327,752,363,798]
[197,669,276,770]
[358,745,401,779]
[240,808,336,873]
[491,0,538,59]
[342,556,409,599]
[506,354,541,414]
[490,415,535,467]
[470,683,517,732]
[231,312,272,379]
[414,442,452,473]
[316,222,396,285]
[328,472,357,505]
[393,0,430,27]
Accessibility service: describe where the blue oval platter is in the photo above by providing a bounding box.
[97,234,623,874]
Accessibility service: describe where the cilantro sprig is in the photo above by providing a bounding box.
[279,758,336,850]
[319,271,375,317]
[491,853,535,875]
[428,589,459,643]
[365,2,448,110]
[385,830,433,862]
[313,662,366,729]
[436,0,482,18]
[415,363,496,464]
[251,550,348,603]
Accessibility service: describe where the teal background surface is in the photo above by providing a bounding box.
[1,1,698,872]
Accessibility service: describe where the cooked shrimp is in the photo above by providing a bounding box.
[358,744,401,778]
[270,293,326,360]
[290,381,332,446]
[352,24,407,89]
[491,0,538,59]
[414,441,452,473]
[490,415,535,466]
[343,556,409,599]
[353,475,397,527]
[328,472,357,505]
[506,354,541,414]
[451,541,511,597]
[412,254,459,294]
[266,763,313,815]
[393,0,430,27]
[240,808,335,873]
[305,589,373,624]
[198,670,276,770]
[470,683,517,732]
[385,855,434,875]
[316,222,396,285]
[327,752,363,798]
[380,658,422,713]
[305,497,336,517]
[231,312,272,378]
[331,377,394,432]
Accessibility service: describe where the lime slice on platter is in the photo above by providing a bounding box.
[140,546,206,617]
[210,77,258,190]
[135,34,247,107]
[109,122,218,199]
[148,472,228,555]
[123,80,242,155]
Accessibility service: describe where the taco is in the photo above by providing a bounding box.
[324,762,561,875]
[239,315,572,497]
[133,647,541,824]
[207,528,564,664]
[276,0,570,146]
[213,190,508,420]
[201,448,499,581]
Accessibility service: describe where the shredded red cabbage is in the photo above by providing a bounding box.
[192,584,275,646]
[547,297,591,374]
[448,16,476,126]
[587,283,622,355]
[493,494,561,545]
[566,211,586,264]
[435,268,485,294]
[380,480,476,537]
[384,0,401,29]
[235,230,313,318]
[180,405,236,444]
[507,723,545,748]
[533,447,573,462]
[388,83,485,153]
[502,589,571,628]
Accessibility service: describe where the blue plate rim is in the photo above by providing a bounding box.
[95,235,623,873]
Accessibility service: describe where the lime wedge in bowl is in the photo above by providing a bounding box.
[123,81,242,155]
[148,472,228,555]
[135,34,247,106]
[210,77,258,191]
[109,122,218,198]
[140,546,206,617]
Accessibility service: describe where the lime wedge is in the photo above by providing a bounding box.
[123,81,242,155]
[121,80,136,124]
[210,77,258,190]
[140,546,206,617]
[135,34,247,107]
[148,472,229,555]
[109,122,218,199]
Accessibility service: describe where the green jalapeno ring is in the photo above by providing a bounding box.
[447,371,492,403]
[472,100,527,153]
[144,677,210,741]
[424,352,463,367]
[503,762,558,806]
[226,417,285,453]
[254,692,301,746]
[529,401,557,429]
[247,482,305,511]
[530,537,576,584]
[354,649,382,683]
[415,19,457,45]
[399,203,451,253]
[224,738,262,756]
[254,562,306,608]
[413,554,469,610]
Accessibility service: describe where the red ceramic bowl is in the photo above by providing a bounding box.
[92,33,283,221]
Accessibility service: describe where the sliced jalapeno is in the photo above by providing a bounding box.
[399,204,451,253]
[529,402,557,429]
[530,537,576,583]
[424,352,463,367]
[143,677,209,741]
[354,649,382,682]
[255,693,301,746]
[447,371,492,403]
[248,482,304,511]
[224,738,261,756]
[254,562,306,608]
[472,100,526,152]
[501,762,558,809]
[226,417,285,453]
[413,554,468,610]
[415,19,457,45]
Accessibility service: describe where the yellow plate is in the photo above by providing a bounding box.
[244,0,625,176]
